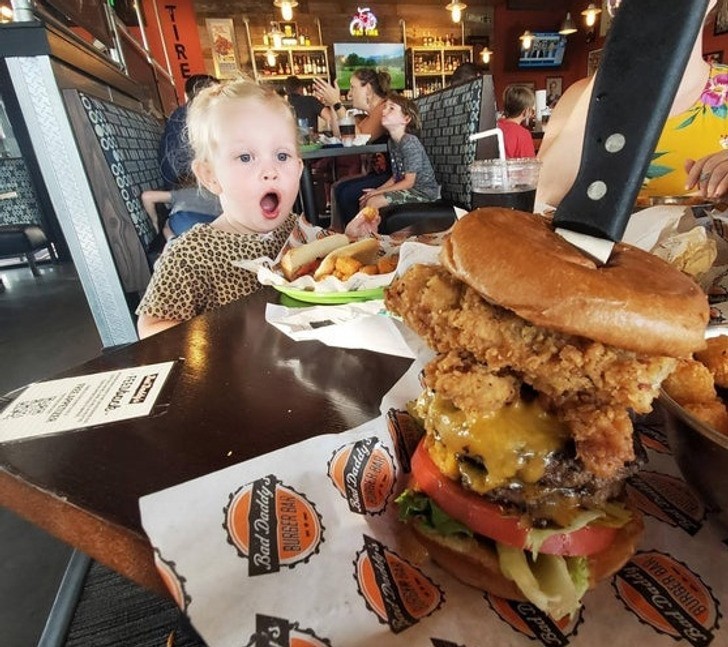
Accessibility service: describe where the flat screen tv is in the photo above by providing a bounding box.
[333,43,406,90]
[518,32,566,68]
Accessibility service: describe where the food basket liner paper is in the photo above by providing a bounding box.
[140,360,728,647]
[235,215,448,293]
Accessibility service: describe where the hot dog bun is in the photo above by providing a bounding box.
[313,238,380,280]
[280,234,350,281]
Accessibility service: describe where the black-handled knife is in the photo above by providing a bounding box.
[553,0,708,264]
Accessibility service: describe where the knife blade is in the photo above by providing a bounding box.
[552,0,709,265]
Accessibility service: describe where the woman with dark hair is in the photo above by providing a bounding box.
[313,69,392,229]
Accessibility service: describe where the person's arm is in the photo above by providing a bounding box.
[137,313,183,339]
[536,77,594,207]
[312,78,345,121]
[141,190,172,232]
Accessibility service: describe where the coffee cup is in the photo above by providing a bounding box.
[339,114,356,147]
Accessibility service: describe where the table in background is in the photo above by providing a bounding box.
[0,288,411,596]
[300,143,388,226]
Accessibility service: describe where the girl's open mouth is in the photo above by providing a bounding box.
[260,192,281,219]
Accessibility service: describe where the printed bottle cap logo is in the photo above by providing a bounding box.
[354,534,444,634]
[225,475,324,576]
[153,549,190,612]
[385,408,424,473]
[246,614,331,647]
[486,595,581,646]
[613,550,720,646]
[328,437,397,515]
[628,471,705,535]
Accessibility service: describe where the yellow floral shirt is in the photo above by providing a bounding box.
[642,63,728,197]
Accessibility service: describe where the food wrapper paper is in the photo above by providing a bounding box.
[262,242,442,358]
[140,359,728,647]
[235,216,449,293]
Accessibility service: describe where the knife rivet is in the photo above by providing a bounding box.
[605,133,625,153]
[587,181,607,200]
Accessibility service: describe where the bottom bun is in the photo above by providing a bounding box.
[409,508,644,601]
[409,522,525,601]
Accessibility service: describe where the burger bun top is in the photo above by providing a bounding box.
[441,209,708,357]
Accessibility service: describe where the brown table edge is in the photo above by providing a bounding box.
[0,467,168,598]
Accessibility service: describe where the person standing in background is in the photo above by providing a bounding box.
[497,85,536,159]
[158,74,219,189]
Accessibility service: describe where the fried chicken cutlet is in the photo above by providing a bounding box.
[386,264,677,479]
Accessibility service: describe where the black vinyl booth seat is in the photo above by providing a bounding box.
[0,223,55,276]
[378,76,499,235]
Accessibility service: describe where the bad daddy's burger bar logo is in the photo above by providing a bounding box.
[245,613,331,647]
[225,475,324,576]
[486,595,582,646]
[614,551,721,646]
[153,549,190,612]
[328,437,397,515]
[354,534,443,634]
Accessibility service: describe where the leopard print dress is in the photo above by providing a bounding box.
[136,214,297,322]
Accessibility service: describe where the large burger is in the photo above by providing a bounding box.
[385,208,708,619]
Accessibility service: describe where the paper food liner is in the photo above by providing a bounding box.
[625,205,728,327]
[235,216,450,293]
[140,360,728,647]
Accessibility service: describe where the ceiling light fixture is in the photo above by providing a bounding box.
[519,30,534,50]
[273,0,297,22]
[445,0,467,24]
[559,12,577,35]
[581,3,602,28]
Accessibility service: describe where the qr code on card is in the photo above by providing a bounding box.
[8,397,54,418]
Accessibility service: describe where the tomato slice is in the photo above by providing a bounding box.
[410,440,617,556]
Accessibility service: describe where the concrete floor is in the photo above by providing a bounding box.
[0,260,103,647]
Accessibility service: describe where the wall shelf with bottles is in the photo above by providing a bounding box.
[250,46,330,91]
[408,46,472,96]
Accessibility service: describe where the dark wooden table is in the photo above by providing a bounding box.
[0,288,411,595]
[299,143,388,225]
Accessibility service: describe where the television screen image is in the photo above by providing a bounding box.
[518,33,567,68]
[333,43,406,90]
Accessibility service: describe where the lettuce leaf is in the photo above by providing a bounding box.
[396,489,472,537]
[497,544,589,620]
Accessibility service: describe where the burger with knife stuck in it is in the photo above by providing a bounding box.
[386,208,709,619]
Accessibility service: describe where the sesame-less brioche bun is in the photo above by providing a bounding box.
[409,504,644,601]
[440,209,708,357]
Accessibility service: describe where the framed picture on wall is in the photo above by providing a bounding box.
[587,48,603,77]
[276,21,298,39]
[716,0,728,35]
[705,51,724,65]
[545,77,562,109]
[206,18,239,79]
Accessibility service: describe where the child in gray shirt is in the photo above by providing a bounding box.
[358,94,439,210]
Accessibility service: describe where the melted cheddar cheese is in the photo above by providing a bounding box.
[414,390,569,494]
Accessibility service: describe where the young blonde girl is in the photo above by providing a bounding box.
[137,78,376,338]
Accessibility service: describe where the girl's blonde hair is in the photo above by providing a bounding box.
[186,77,296,163]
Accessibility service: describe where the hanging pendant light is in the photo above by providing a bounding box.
[273,0,298,22]
[480,47,493,65]
[445,0,467,24]
[559,12,577,35]
[581,3,602,28]
[519,30,534,50]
